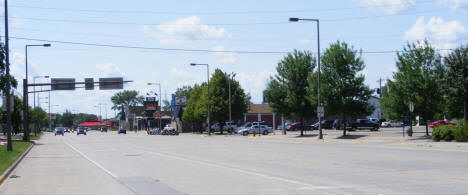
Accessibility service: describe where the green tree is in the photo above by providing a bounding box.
[318,41,374,136]
[264,50,316,136]
[110,90,144,110]
[175,85,192,97]
[382,41,445,135]
[0,45,18,95]
[443,44,468,122]
[61,110,75,128]
[162,100,171,112]
[182,84,206,133]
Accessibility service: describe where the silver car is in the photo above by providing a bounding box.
[381,121,403,127]
[237,125,273,136]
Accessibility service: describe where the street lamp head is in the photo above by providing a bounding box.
[289,18,299,22]
[43,44,51,47]
[190,63,197,66]
[232,73,236,78]
[44,76,50,78]
[147,83,152,85]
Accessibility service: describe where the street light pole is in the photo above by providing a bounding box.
[4,0,13,151]
[289,17,322,139]
[24,43,51,141]
[33,75,48,136]
[147,83,162,131]
[190,63,210,135]
[228,72,236,124]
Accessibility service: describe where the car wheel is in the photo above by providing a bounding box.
[263,130,268,135]
[55,133,56,136]
[242,131,248,136]
[351,127,357,131]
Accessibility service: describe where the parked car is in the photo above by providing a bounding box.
[236,122,266,131]
[368,118,379,124]
[429,120,456,128]
[381,121,403,127]
[332,119,350,130]
[54,127,64,136]
[286,122,311,131]
[347,119,380,131]
[100,127,108,132]
[311,120,334,130]
[118,128,127,134]
[237,125,273,136]
[76,127,87,135]
[147,128,160,135]
[210,122,237,133]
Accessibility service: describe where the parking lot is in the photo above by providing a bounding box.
[1,127,467,195]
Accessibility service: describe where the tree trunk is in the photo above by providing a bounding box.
[300,117,304,136]
[342,112,347,136]
[220,123,224,135]
[426,121,429,136]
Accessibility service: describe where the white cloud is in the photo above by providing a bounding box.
[440,0,468,10]
[212,46,237,63]
[143,16,232,44]
[404,17,468,52]
[237,71,275,103]
[298,38,311,45]
[355,0,415,14]
[96,63,125,77]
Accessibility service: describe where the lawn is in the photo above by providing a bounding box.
[0,141,33,175]
[11,132,43,140]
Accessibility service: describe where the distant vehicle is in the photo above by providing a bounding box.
[64,128,73,133]
[118,128,127,134]
[236,122,266,131]
[211,122,237,133]
[147,128,160,135]
[100,127,108,132]
[76,127,87,135]
[332,119,350,130]
[311,120,334,130]
[286,122,310,131]
[368,118,379,124]
[237,125,273,136]
[348,119,379,131]
[54,127,64,136]
[161,124,179,135]
[429,120,456,128]
[381,121,403,127]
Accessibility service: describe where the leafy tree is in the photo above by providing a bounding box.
[175,85,192,97]
[0,45,18,95]
[11,95,23,134]
[110,90,144,110]
[264,50,316,136]
[61,110,75,128]
[382,41,444,135]
[182,84,206,132]
[162,100,172,112]
[443,45,468,122]
[318,41,373,136]
[30,107,49,133]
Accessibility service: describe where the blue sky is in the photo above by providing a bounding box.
[1,0,467,117]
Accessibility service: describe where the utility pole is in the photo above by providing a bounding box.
[377,78,383,98]
[4,0,13,151]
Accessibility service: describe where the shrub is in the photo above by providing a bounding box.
[432,125,455,141]
[454,120,468,142]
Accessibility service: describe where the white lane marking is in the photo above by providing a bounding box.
[136,148,339,190]
[64,140,118,178]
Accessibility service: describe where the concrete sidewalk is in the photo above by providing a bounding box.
[0,133,135,195]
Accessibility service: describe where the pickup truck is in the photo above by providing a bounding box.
[347,119,379,131]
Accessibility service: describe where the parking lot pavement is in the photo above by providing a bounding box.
[2,130,468,195]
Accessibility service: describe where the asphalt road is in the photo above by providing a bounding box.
[1,130,467,195]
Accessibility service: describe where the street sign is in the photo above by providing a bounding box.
[403,115,411,126]
[146,97,156,102]
[51,78,76,90]
[2,96,13,111]
[48,113,56,120]
[144,101,158,111]
[175,96,187,106]
[128,113,136,119]
[317,106,324,117]
[257,113,261,122]
[99,77,123,90]
[409,102,414,112]
[85,78,94,90]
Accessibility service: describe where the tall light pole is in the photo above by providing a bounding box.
[190,63,211,135]
[33,75,49,136]
[228,72,236,124]
[289,17,323,139]
[24,43,51,141]
[147,83,162,131]
[4,0,13,151]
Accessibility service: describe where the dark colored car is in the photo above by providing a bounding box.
[76,127,87,135]
[311,120,334,130]
[348,119,379,131]
[118,128,127,134]
[100,127,108,132]
[286,122,310,131]
[54,127,64,136]
[333,119,350,130]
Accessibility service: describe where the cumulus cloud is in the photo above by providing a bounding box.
[212,46,237,63]
[143,16,232,44]
[355,0,415,14]
[237,71,275,103]
[440,0,468,10]
[96,63,125,77]
[404,17,468,52]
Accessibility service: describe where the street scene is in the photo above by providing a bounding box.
[1,0,468,194]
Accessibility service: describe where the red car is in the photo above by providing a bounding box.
[429,120,456,128]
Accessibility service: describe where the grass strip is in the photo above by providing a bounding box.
[0,141,33,175]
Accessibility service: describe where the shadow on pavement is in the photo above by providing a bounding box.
[337,135,368,139]
[293,134,318,138]
[408,136,431,141]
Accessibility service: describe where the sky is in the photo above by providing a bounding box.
[1,0,467,118]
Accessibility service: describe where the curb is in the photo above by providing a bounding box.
[0,141,35,187]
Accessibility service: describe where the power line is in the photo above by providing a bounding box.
[4,36,454,55]
[9,0,437,15]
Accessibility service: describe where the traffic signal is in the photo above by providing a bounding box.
[376,88,381,94]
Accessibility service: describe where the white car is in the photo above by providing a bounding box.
[163,124,174,131]
[237,125,273,136]
[381,121,403,127]
[210,122,237,132]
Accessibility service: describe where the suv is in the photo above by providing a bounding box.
[348,119,380,131]
[54,127,64,136]
[211,122,237,132]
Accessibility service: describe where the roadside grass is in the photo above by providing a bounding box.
[0,141,33,175]
[11,132,43,140]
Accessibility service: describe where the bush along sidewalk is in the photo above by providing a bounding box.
[432,120,468,142]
